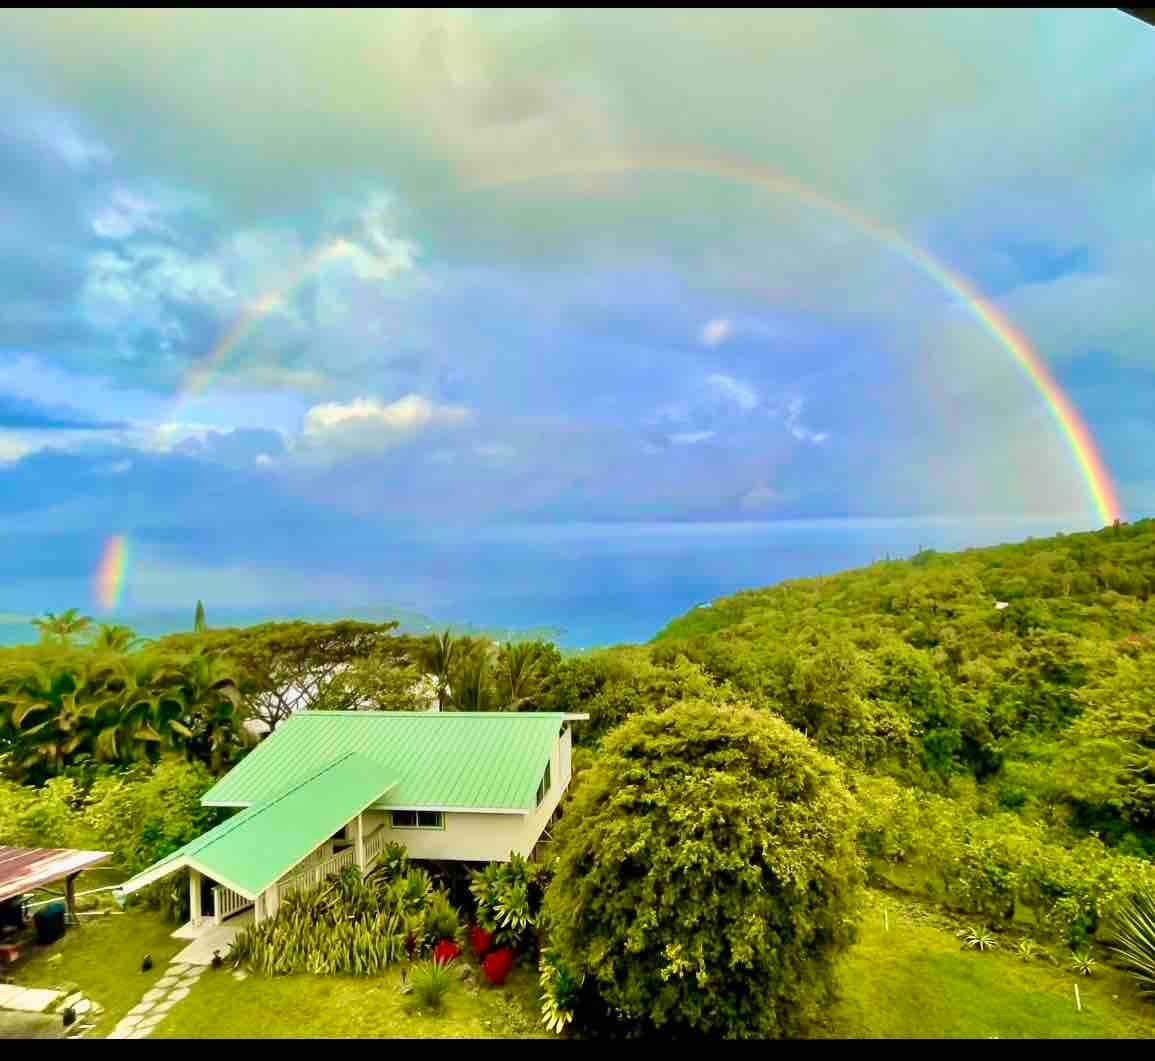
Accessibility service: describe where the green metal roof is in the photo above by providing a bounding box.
[120,752,393,898]
[202,711,575,812]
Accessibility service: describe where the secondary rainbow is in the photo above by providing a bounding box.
[465,152,1123,526]
[94,534,129,611]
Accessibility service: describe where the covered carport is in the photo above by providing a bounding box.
[0,846,111,931]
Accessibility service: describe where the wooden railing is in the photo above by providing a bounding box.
[277,844,357,900]
[363,825,388,868]
[213,884,252,925]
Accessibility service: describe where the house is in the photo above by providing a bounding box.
[115,711,586,946]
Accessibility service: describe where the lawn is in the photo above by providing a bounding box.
[5,905,185,1038]
[825,890,1155,1039]
[153,959,548,1039]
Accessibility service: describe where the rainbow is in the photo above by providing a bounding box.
[94,534,129,611]
[178,237,360,403]
[464,153,1123,526]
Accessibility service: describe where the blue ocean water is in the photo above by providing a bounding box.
[0,516,1095,651]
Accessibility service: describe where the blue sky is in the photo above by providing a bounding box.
[1,10,1153,624]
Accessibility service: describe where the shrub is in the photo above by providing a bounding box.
[539,947,583,1035]
[1106,887,1155,993]
[543,701,864,1039]
[470,853,549,953]
[410,958,454,1011]
[469,924,494,959]
[424,891,461,950]
[481,947,515,986]
[432,939,461,964]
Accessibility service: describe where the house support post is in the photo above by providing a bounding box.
[355,811,365,872]
[64,872,79,927]
[189,868,202,927]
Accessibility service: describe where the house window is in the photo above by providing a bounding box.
[391,810,444,829]
[536,761,551,807]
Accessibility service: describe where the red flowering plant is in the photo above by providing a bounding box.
[468,923,494,959]
[481,947,515,986]
[432,939,461,965]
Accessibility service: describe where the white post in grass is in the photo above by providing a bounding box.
[1074,983,1082,1012]
[355,811,365,873]
[189,869,202,928]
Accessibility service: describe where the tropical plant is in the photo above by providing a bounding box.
[470,853,548,952]
[421,629,458,711]
[410,958,454,1011]
[468,923,494,959]
[1015,939,1040,962]
[962,926,999,952]
[432,939,461,964]
[194,600,206,633]
[543,701,864,1039]
[1069,949,1097,977]
[91,623,146,653]
[495,640,560,711]
[539,947,583,1035]
[450,642,493,712]
[424,890,461,947]
[481,947,514,986]
[31,608,92,644]
[1106,887,1155,993]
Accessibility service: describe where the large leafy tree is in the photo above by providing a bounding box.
[543,701,864,1039]
[152,619,402,731]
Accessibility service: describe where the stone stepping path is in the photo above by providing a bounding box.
[55,990,104,1039]
[106,962,204,1040]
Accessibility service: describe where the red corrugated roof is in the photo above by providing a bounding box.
[0,847,111,903]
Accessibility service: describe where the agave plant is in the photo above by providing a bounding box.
[1106,888,1155,994]
[962,926,998,952]
[410,958,454,1011]
[1069,949,1097,977]
[1015,939,1040,962]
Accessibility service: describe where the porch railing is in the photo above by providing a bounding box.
[277,844,358,900]
[363,824,388,868]
[213,884,252,925]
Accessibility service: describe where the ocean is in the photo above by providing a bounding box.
[0,515,1095,651]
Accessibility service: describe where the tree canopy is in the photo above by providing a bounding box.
[543,700,864,1039]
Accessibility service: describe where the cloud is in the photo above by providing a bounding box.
[298,394,472,456]
[669,430,714,446]
[779,397,829,445]
[701,318,732,346]
[706,373,759,411]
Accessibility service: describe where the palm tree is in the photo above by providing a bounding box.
[31,608,92,645]
[91,623,147,653]
[495,641,550,711]
[194,600,207,633]
[450,644,493,712]
[420,630,458,711]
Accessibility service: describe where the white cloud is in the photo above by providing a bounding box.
[255,453,274,467]
[669,430,714,446]
[701,318,732,346]
[298,394,472,457]
[706,372,759,410]
[779,396,829,444]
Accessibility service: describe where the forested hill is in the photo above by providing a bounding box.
[655,517,1155,646]
[644,517,1155,854]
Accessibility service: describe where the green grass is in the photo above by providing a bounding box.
[825,892,1154,1039]
[6,906,184,1037]
[153,959,548,1039]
